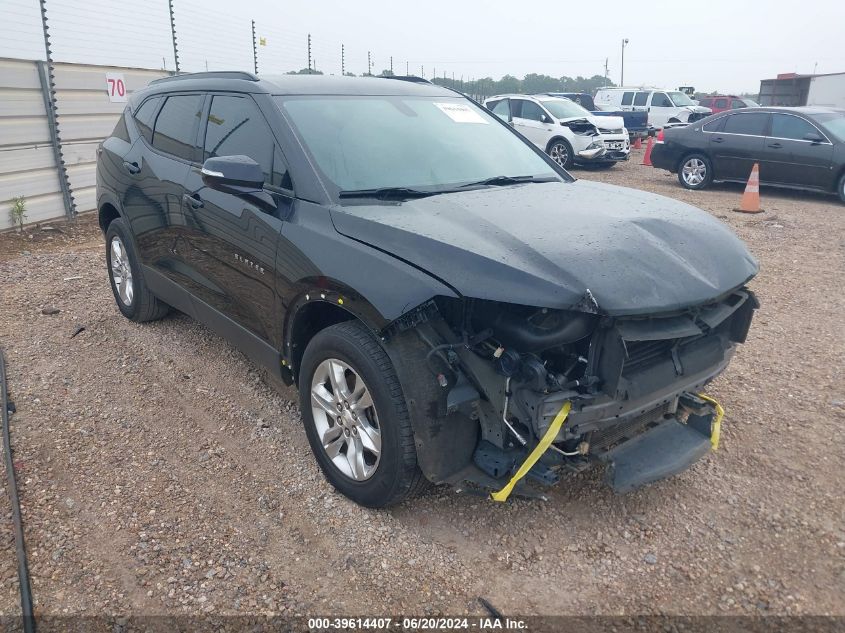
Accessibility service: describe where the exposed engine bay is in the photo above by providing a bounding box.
[386,287,758,497]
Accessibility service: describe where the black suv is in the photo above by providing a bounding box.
[96,72,759,507]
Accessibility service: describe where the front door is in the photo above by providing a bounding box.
[709,111,769,181]
[511,98,555,149]
[764,113,835,188]
[648,92,676,127]
[180,93,294,344]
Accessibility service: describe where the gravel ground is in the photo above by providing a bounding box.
[1,153,843,622]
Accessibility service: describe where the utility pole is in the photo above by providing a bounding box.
[421,65,424,78]
[367,51,372,76]
[621,38,629,86]
[251,20,258,75]
[406,60,409,75]
[604,57,608,85]
[341,44,345,75]
[390,56,393,74]
[307,33,312,73]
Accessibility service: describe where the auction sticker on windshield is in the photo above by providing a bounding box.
[434,102,489,124]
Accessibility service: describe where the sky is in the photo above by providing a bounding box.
[4,0,845,94]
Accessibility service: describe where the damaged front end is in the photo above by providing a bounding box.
[385,288,758,498]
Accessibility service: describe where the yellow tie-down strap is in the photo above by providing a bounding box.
[696,393,725,450]
[490,401,571,503]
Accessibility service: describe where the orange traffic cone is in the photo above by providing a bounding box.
[642,136,654,166]
[632,136,642,150]
[733,163,764,214]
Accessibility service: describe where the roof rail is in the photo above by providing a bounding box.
[379,75,432,84]
[150,71,259,85]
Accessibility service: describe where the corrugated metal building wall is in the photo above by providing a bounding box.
[0,57,63,230]
[52,63,169,217]
[0,58,168,231]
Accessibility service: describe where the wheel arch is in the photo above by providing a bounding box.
[545,135,573,153]
[97,192,123,233]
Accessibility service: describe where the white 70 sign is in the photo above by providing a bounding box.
[105,73,127,102]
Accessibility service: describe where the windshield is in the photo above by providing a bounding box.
[276,95,561,194]
[540,99,591,119]
[815,112,845,142]
[744,99,760,107]
[669,91,695,106]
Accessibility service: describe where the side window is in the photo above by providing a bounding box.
[770,114,819,141]
[702,115,726,132]
[715,98,728,109]
[633,92,649,107]
[152,94,204,161]
[490,99,510,120]
[722,112,769,136]
[204,95,291,189]
[730,99,746,109]
[509,99,523,119]
[621,91,634,106]
[111,111,130,142]
[652,93,673,107]
[133,96,161,144]
[519,100,547,122]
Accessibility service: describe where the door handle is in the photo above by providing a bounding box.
[767,142,782,149]
[123,160,140,174]
[183,193,203,209]
[712,137,724,143]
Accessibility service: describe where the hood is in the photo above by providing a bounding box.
[559,115,625,130]
[329,181,758,316]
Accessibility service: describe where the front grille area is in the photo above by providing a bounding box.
[590,402,672,452]
[622,339,676,374]
[599,128,624,134]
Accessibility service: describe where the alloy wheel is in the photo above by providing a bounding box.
[549,142,569,167]
[110,236,134,306]
[310,358,381,481]
[682,158,707,187]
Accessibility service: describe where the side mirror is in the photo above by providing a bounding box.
[803,132,824,144]
[201,155,264,194]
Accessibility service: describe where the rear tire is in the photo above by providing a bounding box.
[838,173,845,203]
[105,218,169,322]
[677,153,713,190]
[546,138,574,169]
[299,321,426,508]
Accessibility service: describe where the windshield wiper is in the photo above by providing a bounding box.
[457,175,555,188]
[338,187,441,200]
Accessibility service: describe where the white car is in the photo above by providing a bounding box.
[483,95,630,169]
[594,88,712,128]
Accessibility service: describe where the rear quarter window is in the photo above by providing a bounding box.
[132,96,161,144]
[621,92,634,105]
[702,115,726,132]
[111,111,130,142]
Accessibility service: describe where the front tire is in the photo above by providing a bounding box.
[105,218,169,322]
[678,153,713,190]
[547,138,574,169]
[299,321,426,508]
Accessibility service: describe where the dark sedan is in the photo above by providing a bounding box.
[650,107,845,202]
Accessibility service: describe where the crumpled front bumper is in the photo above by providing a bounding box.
[598,413,714,493]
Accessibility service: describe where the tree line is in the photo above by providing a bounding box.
[285,68,615,98]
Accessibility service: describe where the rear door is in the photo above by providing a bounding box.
[180,93,293,343]
[709,111,769,181]
[119,93,204,283]
[511,99,554,149]
[764,113,835,188]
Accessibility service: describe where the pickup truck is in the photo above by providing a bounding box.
[546,93,650,139]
